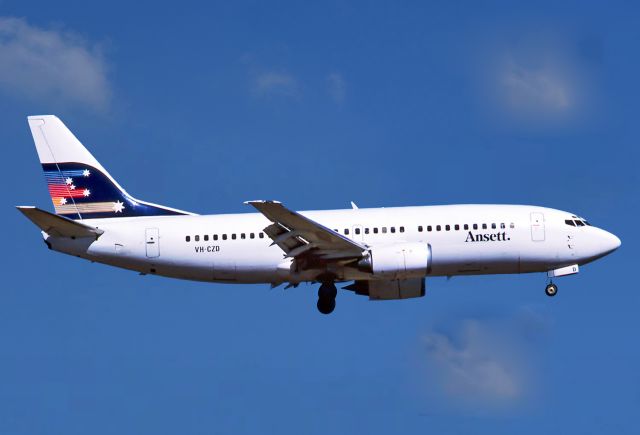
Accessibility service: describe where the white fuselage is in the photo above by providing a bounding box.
[45,204,620,285]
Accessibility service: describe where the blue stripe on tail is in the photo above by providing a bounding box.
[43,162,187,219]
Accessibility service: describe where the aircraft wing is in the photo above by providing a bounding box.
[246,200,365,260]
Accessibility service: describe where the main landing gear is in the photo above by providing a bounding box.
[545,282,558,297]
[317,282,337,314]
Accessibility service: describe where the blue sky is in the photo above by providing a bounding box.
[1,1,638,433]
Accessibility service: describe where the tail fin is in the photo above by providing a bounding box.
[27,115,192,219]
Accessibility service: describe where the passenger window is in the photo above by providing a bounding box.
[213,235,218,241]
[464,224,469,230]
[400,226,405,233]
[473,224,478,230]
[195,235,200,242]
[510,223,515,229]
[355,228,361,235]
[204,235,209,241]
[259,233,264,239]
[436,225,441,231]
[231,234,236,240]
[365,228,370,234]
[445,225,450,231]
[334,229,339,233]
[490,223,496,229]
[345,228,350,235]
[241,233,246,239]
[482,224,487,230]
[454,224,460,231]
[418,225,423,232]
[500,223,506,229]
[427,225,432,232]
[185,236,190,242]
[390,227,396,233]
[382,227,387,233]
[250,233,255,239]
[374,228,379,234]
[222,234,227,240]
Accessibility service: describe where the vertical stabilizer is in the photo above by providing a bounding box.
[27,115,192,219]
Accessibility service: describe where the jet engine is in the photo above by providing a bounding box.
[358,242,432,279]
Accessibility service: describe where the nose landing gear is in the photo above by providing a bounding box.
[545,282,558,297]
[317,282,337,314]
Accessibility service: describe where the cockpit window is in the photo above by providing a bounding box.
[567,215,592,227]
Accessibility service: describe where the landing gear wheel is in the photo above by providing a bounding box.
[545,283,558,297]
[318,283,338,299]
[317,298,336,315]
[317,282,337,314]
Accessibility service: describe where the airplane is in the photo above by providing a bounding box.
[18,115,621,314]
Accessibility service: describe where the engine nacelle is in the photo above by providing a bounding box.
[358,242,432,279]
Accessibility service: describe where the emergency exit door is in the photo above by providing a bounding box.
[530,212,545,242]
[145,228,160,258]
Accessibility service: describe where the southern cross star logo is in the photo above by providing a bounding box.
[65,177,73,185]
[82,169,90,177]
[113,200,125,213]
[83,189,90,197]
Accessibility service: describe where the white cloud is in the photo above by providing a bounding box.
[424,321,522,401]
[421,316,543,409]
[0,17,111,110]
[503,61,570,111]
[326,72,346,103]
[253,71,299,97]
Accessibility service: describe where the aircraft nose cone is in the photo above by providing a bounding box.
[602,230,621,255]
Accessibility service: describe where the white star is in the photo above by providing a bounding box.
[112,200,125,213]
[83,169,90,177]
[83,189,90,197]
[70,184,76,190]
[65,177,73,185]
[59,197,67,205]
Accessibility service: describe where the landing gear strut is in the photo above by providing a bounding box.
[317,282,337,314]
[545,282,558,297]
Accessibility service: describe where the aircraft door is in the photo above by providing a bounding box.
[530,212,545,242]
[145,228,160,258]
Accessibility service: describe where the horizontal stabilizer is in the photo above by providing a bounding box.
[16,206,104,238]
